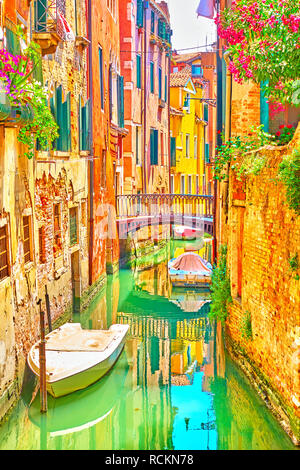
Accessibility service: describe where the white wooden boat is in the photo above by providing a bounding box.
[27,323,129,398]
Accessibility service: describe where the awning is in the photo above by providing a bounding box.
[196,0,216,19]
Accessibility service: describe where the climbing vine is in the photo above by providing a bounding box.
[288,253,300,280]
[278,149,300,215]
[214,125,273,181]
[240,311,253,341]
[209,245,232,324]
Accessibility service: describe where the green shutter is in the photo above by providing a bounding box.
[137,0,144,28]
[150,129,158,165]
[150,62,154,93]
[56,85,63,150]
[204,104,209,122]
[171,137,176,167]
[118,76,124,128]
[6,28,21,55]
[158,68,162,99]
[151,10,155,33]
[205,143,210,163]
[137,55,141,88]
[99,47,104,109]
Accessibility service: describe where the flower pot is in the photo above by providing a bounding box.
[10,103,34,125]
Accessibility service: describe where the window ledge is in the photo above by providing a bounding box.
[53,151,70,159]
[70,244,80,254]
[0,276,10,287]
[24,261,34,272]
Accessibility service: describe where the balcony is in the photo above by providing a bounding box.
[33,0,66,55]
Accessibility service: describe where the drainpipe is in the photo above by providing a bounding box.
[143,2,148,193]
[224,51,232,143]
[88,0,94,286]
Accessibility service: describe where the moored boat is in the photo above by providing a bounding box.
[27,322,129,398]
[168,252,212,287]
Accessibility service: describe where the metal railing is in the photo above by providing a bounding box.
[116,194,214,219]
[33,0,66,40]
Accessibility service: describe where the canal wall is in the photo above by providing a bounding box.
[222,125,300,445]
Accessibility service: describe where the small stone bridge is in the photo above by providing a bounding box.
[116,194,214,239]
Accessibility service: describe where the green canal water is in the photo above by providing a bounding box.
[0,240,296,450]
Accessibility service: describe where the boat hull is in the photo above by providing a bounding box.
[27,324,129,398]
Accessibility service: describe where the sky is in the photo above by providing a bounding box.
[165,0,217,52]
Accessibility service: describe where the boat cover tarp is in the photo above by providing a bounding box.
[45,324,117,352]
[171,253,212,273]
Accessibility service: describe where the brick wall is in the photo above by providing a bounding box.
[222,125,300,444]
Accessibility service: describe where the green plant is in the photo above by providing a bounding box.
[275,124,296,145]
[288,253,300,280]
[0,38,58,159]
[17,80,59,159]
[216,0,300,107]
[278,149,300,215]
[214,125,273,181]
[209,245,232,323]
[240,311,253,341]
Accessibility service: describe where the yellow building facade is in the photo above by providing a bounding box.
[170,70,206,195]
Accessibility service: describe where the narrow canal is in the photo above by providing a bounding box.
[0,239,296,450]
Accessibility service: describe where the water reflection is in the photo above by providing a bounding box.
[0,239,295,450]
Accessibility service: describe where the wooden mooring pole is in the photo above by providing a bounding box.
[45,285,52,332]
[37,299,47,413]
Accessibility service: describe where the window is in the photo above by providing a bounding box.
[150,62,154,94]
[52,85,71,152]
[69,208,78,246]
[23,216,32,263]
[205,143,210,163]
[180,175,185,194]
[170,137,176,167]
[39,226,46,263]
[117,74,124,128]
[160,132,164,165]
[192,65,203,77]
[188,175,192,195]
[185,93,190,113]
[158,67,162,99]
[173,67,178,73]
[0,225,9,281]
[101,149,107,187]
[79,98,90,151]
[151,10,155,34]
[165,75,167,102]
[53,203,62,256]
[186,134,190,157]
[196,175,199,195]
[170,175,174,193]
[137,0,143,28]
[136,126,141,165]
[150,129,158,165]
[204,103,209,122]
[136,54,141,89]
[99,47,104,109]
[194,136,198,159]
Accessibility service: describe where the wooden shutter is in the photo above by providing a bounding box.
[118,75,124,128]
[170,137,176,167]
[150,62,154,93]
[150,129,158,165]
[56,85,63,150]
[99,47,104,109]
[158,68,162,99]
[137,55,141,88]
[137,0,144,28]
[62,93,71,151]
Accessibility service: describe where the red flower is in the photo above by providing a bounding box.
[279,124,285,129]
[276,131,281,136]
[217,130,221,134]
[287,124,293,129]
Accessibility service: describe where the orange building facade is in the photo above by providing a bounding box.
[119,0,172,194]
